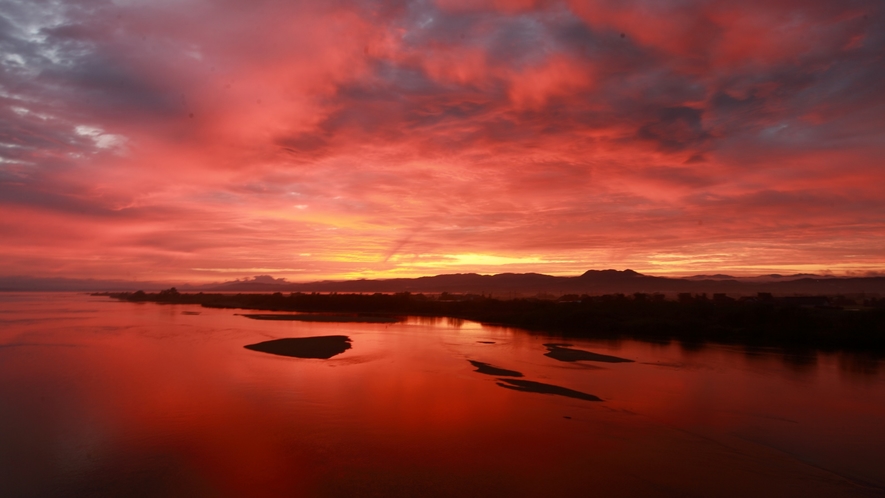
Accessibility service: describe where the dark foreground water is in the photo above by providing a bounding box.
[1,293,884,497]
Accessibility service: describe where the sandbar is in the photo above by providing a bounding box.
[543,343,633,363]
[241,314,400,323]
[496,379,602,401]
[244,335,352,359]
[468,360,523,377]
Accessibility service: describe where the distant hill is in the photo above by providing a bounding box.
[4,270,883,295]
[199,270,885,296]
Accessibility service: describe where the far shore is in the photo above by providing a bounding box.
[239,313,402,323]
[94,289,885,353]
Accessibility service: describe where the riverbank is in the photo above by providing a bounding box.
[95,290,885,352]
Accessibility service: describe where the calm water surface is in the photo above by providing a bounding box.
[1,292,884,497]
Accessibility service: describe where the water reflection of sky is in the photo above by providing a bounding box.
[0,293,883,497]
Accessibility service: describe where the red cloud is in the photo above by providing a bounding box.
[1,0,883,281]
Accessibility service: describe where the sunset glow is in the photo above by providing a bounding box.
[2,0,883,283]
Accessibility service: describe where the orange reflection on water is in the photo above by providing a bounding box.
[1,293,884,497]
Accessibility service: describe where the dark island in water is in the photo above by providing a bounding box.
[95,285,885,353]
[244,336,352,359]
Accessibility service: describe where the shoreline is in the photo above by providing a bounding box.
[93,290,885,353]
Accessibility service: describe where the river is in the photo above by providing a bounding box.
[1,292,883,497]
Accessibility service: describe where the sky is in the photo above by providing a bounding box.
[1,0,884,283]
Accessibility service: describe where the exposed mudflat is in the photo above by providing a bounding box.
[468,360,523,377]
[496,378,602,401]
[241,313,400,323]
[244,335,352,359]
[543,343,633,363]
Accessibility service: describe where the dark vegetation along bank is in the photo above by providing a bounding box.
[96,289,885,352]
